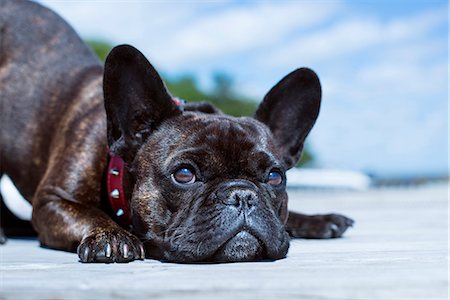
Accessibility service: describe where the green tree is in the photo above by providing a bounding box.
[297,145,315,167]
[86,39,113,63]
[164,75,209,102]
[212,72,233,102]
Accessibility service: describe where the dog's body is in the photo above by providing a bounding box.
[0,0,353,263]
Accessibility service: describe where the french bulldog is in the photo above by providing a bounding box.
[0,0,353,263]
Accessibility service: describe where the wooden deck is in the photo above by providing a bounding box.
[0,184,448,299]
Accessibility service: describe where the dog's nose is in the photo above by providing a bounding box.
[216,180,258,208]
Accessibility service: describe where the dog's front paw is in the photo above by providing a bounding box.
[287,213,354,239]
[77,229,145,263]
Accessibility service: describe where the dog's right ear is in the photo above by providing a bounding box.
[103,44,181,162]
[254,68,321,169]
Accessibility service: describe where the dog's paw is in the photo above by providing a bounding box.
[77,229,145,263]
[288,213,354,239]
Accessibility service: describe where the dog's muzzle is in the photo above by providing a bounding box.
[210,179,285,262]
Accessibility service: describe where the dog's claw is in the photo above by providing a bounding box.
[327,214,354,238]
[81,246,90,262]
[105,243,112,258]
[139,244,145,260]
[346,218,355,227]
[123,243,129,259]
[330,223,339,235]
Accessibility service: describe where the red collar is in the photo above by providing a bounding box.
[106,152,130,226]
[106,98,185,227]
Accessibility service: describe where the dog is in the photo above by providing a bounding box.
[0,0,353,263]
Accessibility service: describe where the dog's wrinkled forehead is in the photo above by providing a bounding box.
[147,112,282,174]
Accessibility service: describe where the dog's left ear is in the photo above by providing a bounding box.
[103,44,181,162]
[254,68,321,169]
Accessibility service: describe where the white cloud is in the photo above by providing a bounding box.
[152,1,342,66]
[356,58,447,97]
[40,1,342,69]
[38,1,213,64]
[259,6,447,68]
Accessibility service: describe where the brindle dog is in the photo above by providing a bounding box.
[0,0,353,263]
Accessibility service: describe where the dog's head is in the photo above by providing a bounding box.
[103,45,321,263]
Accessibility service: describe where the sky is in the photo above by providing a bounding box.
[39,0,448,177]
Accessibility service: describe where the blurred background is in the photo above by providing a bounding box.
[29,0,448,191]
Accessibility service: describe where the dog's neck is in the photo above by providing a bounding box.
[105,98,186,228]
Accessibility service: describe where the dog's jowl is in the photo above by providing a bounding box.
[0,0,353,263]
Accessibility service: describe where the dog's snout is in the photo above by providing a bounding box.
[216,180,258,208]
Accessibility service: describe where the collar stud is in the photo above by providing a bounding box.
[110,189,120,199]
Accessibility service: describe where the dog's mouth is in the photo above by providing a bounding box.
[140,214,289,263]
[210,230,267,263]
[142,227,271,263]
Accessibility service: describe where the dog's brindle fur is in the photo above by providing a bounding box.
[0,0,353,263]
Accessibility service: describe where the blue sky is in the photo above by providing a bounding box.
[40,0,448,176]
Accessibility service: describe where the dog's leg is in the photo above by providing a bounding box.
[32,169,144,263]
[286,211,354,239]
[33,191,144,263]
[30,123,144,263]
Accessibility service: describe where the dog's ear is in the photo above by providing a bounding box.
[254,68,321,169]
[103,44,181,162]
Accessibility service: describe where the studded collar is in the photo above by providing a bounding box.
[106,98,185,227]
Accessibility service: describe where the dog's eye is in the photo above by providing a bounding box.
[172,168,196,184]
[267,171,283,186]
